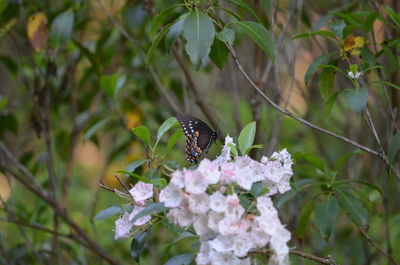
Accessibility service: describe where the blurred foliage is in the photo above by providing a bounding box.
[0,0,400,264]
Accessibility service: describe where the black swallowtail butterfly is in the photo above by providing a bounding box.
[176,113,219,164]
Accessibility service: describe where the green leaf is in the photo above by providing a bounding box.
[116,170,150,183]
[165,13,189,49]
[146,22,174,64]
[295,152,326,171]
[238,121,256,155]
[216,27,235,45]
[384,5,400,30]
[126,159,150,173]
[93,206,122,221]
[363,12,379,32]
[150,5,181,37]
[335,149,362,169]
[368,80,400,91]
[250,181,267,197]
[314,195,339,240]
[388,132,400,165]
[84,118,113,141]
[323,91,339,115]
[336,187,368,227]
[182,9,215,68]
[329,19,346,39]
[228,0,262,24]
[244,144,264,154]
[165,253,195,265]
[297,200,314,239]
[344,87,368,113]
[304,53,335,83]
[209,38,229,69]
[293,30,337,40]
[167,129,183,150]
[233,21,276,61]
[130,202,168,224]
[130,231,148,262]
[50,10,74,44]
[100,74,119,97]
[148,178,167,187]
[167,232,196,248]
[157,117,179,143]
[276,179,321,208]
[383,46,398,74]
[228,143,238,157]
[0,0,7,15]
[132,125,151,146]
[319,67,335,101]
[335,179,383,196]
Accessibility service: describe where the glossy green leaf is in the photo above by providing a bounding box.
[228,143,238,157]
[344,87,368,113]
[130,202,168,224]
[93,206,122,221]
[297,200,314,239]
[132,125,151,145]
[228,0,262,23]
[146,22,174,64]
[167,129,183,150]
[336,187,368,227]
[304,53,335,83]
[150,5,181,37]
[276,179,321,208]
[165,13,189,49]
[295,152,326,171]
[216,27,235,45]
[130,231,148,262]
[116,170,150,183]
[84,118,113,141]
[182,9,215,68]
[319,67,335,101]
[238,121,256,155]
[234,21,276,61]
[315,195,339,240]
[167,232,196,248]
[165,253,195,265]
[157,117,179,142]
[50,10,74,44]
[126,159,150,173]
[368,80,400,91]
[388,132,400,165]
[209,38,229,69]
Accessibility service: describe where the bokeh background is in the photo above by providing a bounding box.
[0,0,400,264]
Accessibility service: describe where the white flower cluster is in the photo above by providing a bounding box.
[160,136,293,265]
[114,182,154,240]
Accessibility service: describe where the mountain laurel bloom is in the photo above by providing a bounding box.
[160,136,294,265]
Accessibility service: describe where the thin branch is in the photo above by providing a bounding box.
[226,44,400,181]
[290,250,339,265]
[171,46,222,137]
[358,227,399,265]
[0,143,123,265]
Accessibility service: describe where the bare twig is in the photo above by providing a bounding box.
[226,44,400,181]
[171,46,222,137]
[290,250,339,265]
[358,227,399,265]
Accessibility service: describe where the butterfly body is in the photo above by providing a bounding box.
[176,113,218,163]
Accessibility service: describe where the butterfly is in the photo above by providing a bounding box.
[176,113,219,163]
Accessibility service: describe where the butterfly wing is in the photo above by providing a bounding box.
[176,113,218,163]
